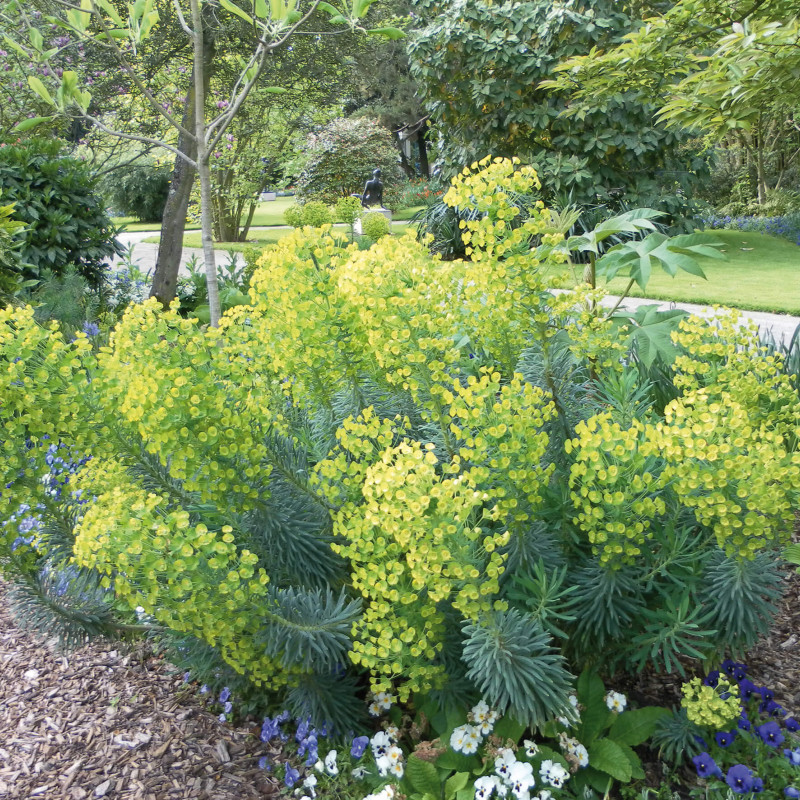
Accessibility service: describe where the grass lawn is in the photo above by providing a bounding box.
[142,221,416,252]
[602,229,800,315]
[115,199,424,232]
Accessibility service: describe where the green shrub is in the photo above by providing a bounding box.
[361,210,390,240]
[1,158,797,734]
[0,138,122,288]
[296,117,404,205]
[283,203,304,228]
[301,200,333,228]
[283,201,333,228]
[0,194,27,300]
[100,160,171,222]
[335,196,362,225]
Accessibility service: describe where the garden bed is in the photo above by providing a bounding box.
[1,568,798,799]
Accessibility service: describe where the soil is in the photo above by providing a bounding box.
[0,570,798,800]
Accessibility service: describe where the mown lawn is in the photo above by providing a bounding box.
[115,199,423,232]
[142,221,415,252]
[603,229,800,315]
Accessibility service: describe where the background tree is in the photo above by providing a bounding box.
[295,116,404,203]
[544,0,800,207]
[10,0,402,325]
[407,0,706,213]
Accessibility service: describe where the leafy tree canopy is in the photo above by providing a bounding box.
[407,0,707,212]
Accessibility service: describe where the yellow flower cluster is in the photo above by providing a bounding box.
[658,387,799,558]
[0,305,97,521]
[681,677,741,729]
[567,414,665,566]
[72,459,289,687]
[95,300,271,511]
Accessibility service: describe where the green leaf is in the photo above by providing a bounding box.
[93,0,125,26]
[263,86,288,94]
[492,714,526,744]
[218,0,255,24]
[3,34,29,58]
[317,1,340,14]
[609,707,670,746]
[445,772,470,799]
[406,755,442,797]
[435,749,481,773]
[587,738,633,782]
[14,116,52,132]
[27,76,54,106]
[576,670,610,745]
[366,26,406,39]
[254,0,267,17]
[29,27,43,52]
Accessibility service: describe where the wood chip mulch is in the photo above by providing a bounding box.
[1,569,798,799]
[0,583,281,800]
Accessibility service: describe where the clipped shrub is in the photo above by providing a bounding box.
[361,211,390,240]
[283,201,332,228]
[296,117,404,205]
[1,158,798,737]
[0,138,122,288]
[100,160,171,222]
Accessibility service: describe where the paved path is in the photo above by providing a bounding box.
[114,231,800,344]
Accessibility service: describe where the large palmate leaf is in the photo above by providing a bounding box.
[610,304,687,369]
[597,231,724,290]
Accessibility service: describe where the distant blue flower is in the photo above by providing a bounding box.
[82,321,100,337]
[218,713,226,722]
[785,747,800,767]
[284,765,300,787]
[760,687,775,702]
[693,752,722,779]
[351,736,369,759]
[753,777,764,794]
[258,756,269,770]
[763,700,785,717]
[224,701,232,714]
[219,687,231,703]
[785,788,800,798]
[715,731,737,748]
[261,717,280,742]
[726,765,754,794]
[756,721,785,747]
[296,717,310,742]
[183,672,190,682]
[200,684,208,694]
[786,718,800,733]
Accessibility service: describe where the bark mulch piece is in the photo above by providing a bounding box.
[0,583,281,800]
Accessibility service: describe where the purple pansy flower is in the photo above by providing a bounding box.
[726,765,754,794]
[756,721,785,747]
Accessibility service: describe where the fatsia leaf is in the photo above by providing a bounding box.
[610,304,687,369]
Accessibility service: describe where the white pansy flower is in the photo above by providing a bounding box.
[475,775,498,800]
[508,760,535,797]
[495,748,517,782]
[523,739,539,758]
[303,775,317,799]
[384,724,400,742]
[539,760,569,789]
[324,749,338,776]
[371,731,392,758]
[352,765,370,779]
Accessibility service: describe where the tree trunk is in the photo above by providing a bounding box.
[418,127,430,179]
[149,18,216,307]
[150,86,198,306]
[191,0,221,327]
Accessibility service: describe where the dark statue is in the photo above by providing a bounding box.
[359,168,384,208]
